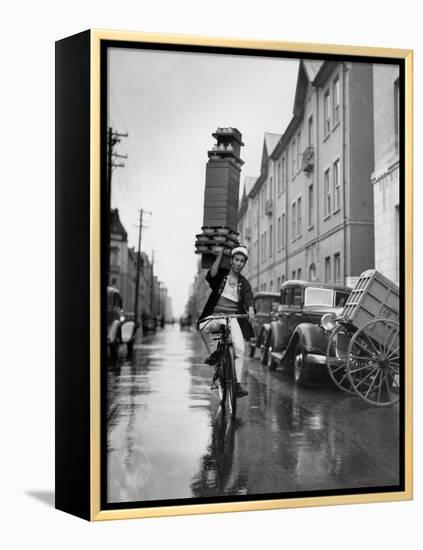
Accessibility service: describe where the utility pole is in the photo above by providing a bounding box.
[107,127,128,282]
[150,250,155,318]
[133,208,151,325]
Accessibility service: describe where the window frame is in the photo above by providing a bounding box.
[324,167,331,217]
[333,158,341,212]
[291,201,297,241]
[332,75,340,127]
[296,194,302,237]
[308,181,314,228]
[334,252,341,283]
[325,256,331,283]
[324,88,331,137]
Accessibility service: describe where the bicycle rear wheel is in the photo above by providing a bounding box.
[226,345,237,417]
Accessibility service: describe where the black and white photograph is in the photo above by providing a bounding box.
[103,42,404,508]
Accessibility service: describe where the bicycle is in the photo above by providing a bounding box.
[201,313,249,418]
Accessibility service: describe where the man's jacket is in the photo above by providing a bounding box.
[198,267,254,340]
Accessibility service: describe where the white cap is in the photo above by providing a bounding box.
[231,246,248,259]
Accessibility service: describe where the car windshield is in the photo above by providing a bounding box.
[335,291,350,307]
[304,287,334,307]
[255,298,272,314]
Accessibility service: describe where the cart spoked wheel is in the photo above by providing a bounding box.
[347,318,400,406]
[326,323,356,393]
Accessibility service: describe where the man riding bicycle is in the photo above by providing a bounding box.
[198,246,255,398]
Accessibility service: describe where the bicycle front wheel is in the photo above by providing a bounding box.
[226,345,237,417]
[216,360,226,406]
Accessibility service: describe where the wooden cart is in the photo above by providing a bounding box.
[326,270,400,406]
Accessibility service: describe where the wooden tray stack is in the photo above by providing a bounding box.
[195,127,244,269]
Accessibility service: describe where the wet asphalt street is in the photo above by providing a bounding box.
[106,324,400,504]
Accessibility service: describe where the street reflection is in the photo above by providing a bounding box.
[191,409,246,497]
[106,325,399,504]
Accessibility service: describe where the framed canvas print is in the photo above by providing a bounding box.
[55,29,413,521]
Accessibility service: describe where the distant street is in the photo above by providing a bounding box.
[106,324,400,503]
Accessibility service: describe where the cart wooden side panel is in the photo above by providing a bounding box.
[342,269,399,330]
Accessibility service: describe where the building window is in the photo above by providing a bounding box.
[276,216,280,249]
[281,212,286,249]
[325,256,331,283]
[334,253,341,283]
[277,162,282,195]
[270,280,273,291]
[296,132,301,171]
[263,231,267,259]
[277,276,281,290]
[269,225,273,256]
[308,182,314,227]
[333,76,340,126]
[308,115,314,146]
[291,140,296,176]
[309,263,316,281]
[394,78,400,154]
[333,159,340,211]
[292,270,296,280]
[297,196,302,237]
[324,168,331,216]
[110,247,120,267]
[269,177,273,199]
[263,283,267,291]
[324,89,330,136]
[297,268,302,280]
[292,202,297,240]
[281,156,286,192]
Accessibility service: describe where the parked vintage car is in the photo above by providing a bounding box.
[260,280,351,385]
[107,286,137,360]
[247,292,280,358]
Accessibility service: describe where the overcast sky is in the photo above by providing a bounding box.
[108,47,299,317]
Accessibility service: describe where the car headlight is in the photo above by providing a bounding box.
[321,313,337,331]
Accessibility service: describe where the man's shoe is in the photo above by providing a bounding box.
[205,351,219,365]
[236,383,248,398]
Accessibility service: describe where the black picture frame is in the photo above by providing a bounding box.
[55,29,413,521]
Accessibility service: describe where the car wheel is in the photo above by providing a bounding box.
[109,341,119,361]
[260,341,268,365]
[267,335,277,371]
[293,343,309,386]
[126,341,134,359]
[248,341,256,358]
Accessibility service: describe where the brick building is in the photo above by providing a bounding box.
[109,208,170,321]
[239,60,376,292]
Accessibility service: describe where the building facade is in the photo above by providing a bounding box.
[109,208,170,322]
[239,60,376,293]
[371,65,400,284]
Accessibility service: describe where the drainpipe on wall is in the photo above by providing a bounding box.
[285,157,289,281]
[315,86,320,280]
[342,63,348,286]
[257,195,260,290]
